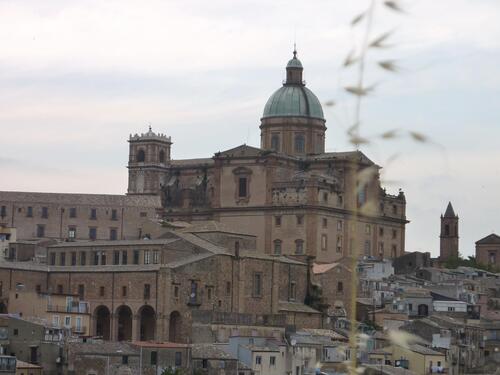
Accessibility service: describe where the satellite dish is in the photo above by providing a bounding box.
[291,339,297,346]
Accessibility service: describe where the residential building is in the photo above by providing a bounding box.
[475,233,500,269]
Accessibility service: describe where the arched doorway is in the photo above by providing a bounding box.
[94,305,111,340]
[116,305,133,341]
[418,304,429,317]
[169,311,181,342]
[139,305,156,341]
[0,302,8,314]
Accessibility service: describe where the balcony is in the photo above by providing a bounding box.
[47,304,89,314]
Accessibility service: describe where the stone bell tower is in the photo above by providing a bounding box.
[440,202,459,260]
[127,127,172,195]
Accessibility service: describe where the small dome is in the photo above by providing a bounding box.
[287,56,303,69]
[262,85,324,120]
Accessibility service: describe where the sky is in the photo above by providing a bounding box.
[0,0,499,257]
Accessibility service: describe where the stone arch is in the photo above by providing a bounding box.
[137,149,146,163]
[0,302,7,314]
[138,305,156,341]
[94,305,111,340]
[116,305,133,341]
[169,311,182,343]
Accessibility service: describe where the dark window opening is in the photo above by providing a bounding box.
[113,251,120,265]
[111,209,118,220]
[69,207,77,218]
[238,177,247,198]
[41,207,48,218]
[144,284,151,299]
[294,134,305,153]
[133,250,139,264]
[137,149,145,162]
[90,208,97,220]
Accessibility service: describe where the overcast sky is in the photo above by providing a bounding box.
[1,0,499,257]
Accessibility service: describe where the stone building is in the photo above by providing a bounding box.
[475,233,500,269]
[0,192,160,242]
[440,202,459,260]
[126,51,407,262]
[0,224,318,343]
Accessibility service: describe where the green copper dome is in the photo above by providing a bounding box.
[262,86,324,120]
[262,51,324,121]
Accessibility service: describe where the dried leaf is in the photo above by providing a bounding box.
[369,31,393,48]
[351,11,365,26]
[378,60,399,72]
[349,135,370,146]
[409,131,428,143]
[324,100,336,107]
[384,1,405,13]
[343,49,358,67]
[345,85,375,96]
[380,129,399,139]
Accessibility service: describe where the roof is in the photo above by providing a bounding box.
[0,191,161,207]
[192,343,235,360]
[278,301,321,314]
[444,202,456,217]
[16,360,43,369]
[68,341,139,356]
[313,263,339,274]
[216,144,263,158]
[132,341,189,349]
[407,343,444,356]
[430,292,461,302]
[476,233,500,245]
[48,238,178,248]
[262,85,324,120]
[300,328,347,341]
[364,364,417,375]
[177,220,255,237]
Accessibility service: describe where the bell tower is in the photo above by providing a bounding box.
[440,202,459,259]
[127,127,172,195]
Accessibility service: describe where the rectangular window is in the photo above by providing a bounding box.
[296,215,304,225]
[256,356,262,365]
[99,286,105,297]
[336,236,343,253]
[69,207,77,218]
[36,225,45,238]
[364,240,371,256]
[207,286,213,300]
[111,209,118,221]
[101,252,106,265]
[175,352,182,367]
[52,316,60,327]
[122,356,128,365]
[321,235,327,251]
[60,252,66,266]
[274,240,282,255]
[144,284,151,299]
[50,252,56,265]
[36,284,41,293]
[78,284,84,299]
[151,351,157,366]
[0,206,6,218]
[337,220,343,231]
[76,316,82,331]
[113,251,120,265]
[71,252,77,266]
[152,250,159,264]
[122,250,128,265]
[27,206,33,217]
[392,229,397,239]
[92,251,99,265]
[322,218,327,228]
[337,195,343,206]
[379,227,384,236]
[174,285,179,298]
[90,208,97,220]
[41,207,49,218]
[289,282,296,301]
[89,227,97,240]
[57,284,63,294]
[133,250,139,264]
[379,242,385,256]
[365,224,371,234]
[295,240,304,254]
[122,286,127,297]
[392,205,398,214]
[109,228,117,241]
[226,281,231,296]
[275,216,281,226]
[80,252,86,266]
[238,177,247,198]
[448,307,455,312]
[253,273,262,297]
[144,250,150,264]
[270,356,276,366]
[68,227,76,240]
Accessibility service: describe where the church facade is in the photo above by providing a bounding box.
[127,51,408,262]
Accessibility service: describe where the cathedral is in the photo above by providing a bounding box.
[127,50,408,262]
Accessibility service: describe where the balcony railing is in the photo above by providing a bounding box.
[192,310,287,327]
[47,304,89,314]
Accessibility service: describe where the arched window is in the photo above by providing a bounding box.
[137,149,145,163]
[273,240,282,255]
[271,134,280,152]
[445,224,450,236]
[294,134,305,153]
[159,150,165,163]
